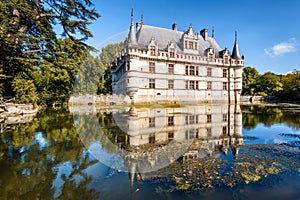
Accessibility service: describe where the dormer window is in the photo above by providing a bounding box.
[150,45,156,56]
[219,48,230,64]
[205,47,215,61]
[224,55,229,64]
[182,24,199,51]
[189,41,194,49]
[208,53,214,61]
[169,48,175,58]
[148,37,157,56]
[167,41,176,58]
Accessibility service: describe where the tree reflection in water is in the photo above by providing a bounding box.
[0,104,299,199]
[0,109,100,200]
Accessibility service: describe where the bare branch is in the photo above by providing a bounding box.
[23,49,47,54]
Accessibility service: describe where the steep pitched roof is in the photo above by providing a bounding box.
[231,31,242,60]
[135,24,222,56]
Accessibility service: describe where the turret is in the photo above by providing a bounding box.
[231,31,242,60]
[127,8,138,47]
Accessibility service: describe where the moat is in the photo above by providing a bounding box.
[0,103,300,200]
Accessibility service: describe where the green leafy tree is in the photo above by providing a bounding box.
[0,110,100,199]
[0,0,99,100]
[35,38,88,106]
[254,72,283,96]
[97,42,124,94]
[73,54,104,95]
[12,75,39,104]
[242,66,260,95]
[279,71,300,101]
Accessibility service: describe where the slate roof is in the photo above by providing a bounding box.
[132,24,223,56]
[231,32,242,60]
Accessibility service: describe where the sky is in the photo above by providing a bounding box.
[85,0,300,74]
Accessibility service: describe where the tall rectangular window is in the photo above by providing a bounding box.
[222,126,227,135]
[149,117,155,127]
[223,114,227,122]
[223,82,227,90]
[185,66,189,75]
[195,81,199,90]
[168,80,174,89]
[207,81,212,90]
[168,132,174,140]
[149,62,155,73]
[223,69,227,78]
[189,116,195,124]
[207,68,212,77]
[149,133,155,144]
[189,81,195,90]
[169,48,175,58]
[224,56,229,64]
[168,116,174,126]
[168,64,174,74]
[195,42,198,50]
[185,81,189,89]
[185,116,189,125]
[150,46,156,56]
[190,66,195,75]
[126,61,130,71]
[189,41,193,49]
[207,114,212,123]
[149,79,155,88]
[195,66,199,76]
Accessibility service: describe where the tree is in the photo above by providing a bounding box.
[35,38,89,106]
[12,76,39,104]
[242,66,259,95]
[97,42,124,94]
[0,0,100,99]
[279,72,300,101]
[254,72,283,96]
[73,55,104,95]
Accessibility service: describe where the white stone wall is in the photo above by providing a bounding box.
[112,49,243,103]
[124,104,243,146]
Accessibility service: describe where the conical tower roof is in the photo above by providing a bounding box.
[127,8,138,47]
[231,31,242,60]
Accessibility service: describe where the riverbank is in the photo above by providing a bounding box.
[69,94,279,106]
[0,103,39,132]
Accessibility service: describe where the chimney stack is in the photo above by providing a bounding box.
[200,28,208,40]
[172,23,177,31]
[136,22,142,32]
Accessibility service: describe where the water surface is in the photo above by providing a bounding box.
[0,104,299,199]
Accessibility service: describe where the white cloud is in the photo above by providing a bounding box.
[264,38,298,57]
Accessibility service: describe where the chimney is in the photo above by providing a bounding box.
[172,23,177,31]
[136,22,142,32]
[200,28,208,40]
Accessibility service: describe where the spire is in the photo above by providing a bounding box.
[128,8,138,47]
[131,8,134,25]
[231,31,242,60]
[141,12,144,24]
[187,24,195,35]
[212,26,214,38]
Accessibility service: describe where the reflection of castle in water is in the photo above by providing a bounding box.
[121,104,243,158]
[115,104,243,194]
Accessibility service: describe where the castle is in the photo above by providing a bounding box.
[112,10,244,104]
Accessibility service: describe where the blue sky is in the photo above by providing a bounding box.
[85,0,300,74]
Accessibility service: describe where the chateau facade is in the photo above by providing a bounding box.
[117,104,243,173]
[112,11,244,104]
